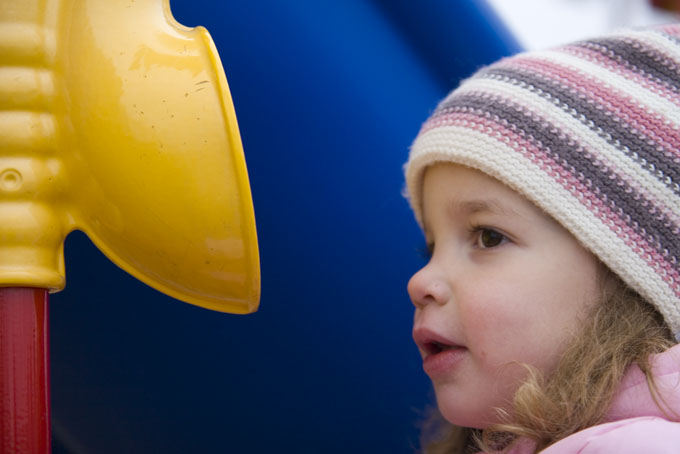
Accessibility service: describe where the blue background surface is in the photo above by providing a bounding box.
[50,1,520,452]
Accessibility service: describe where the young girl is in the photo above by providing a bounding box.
[404,25,680,453]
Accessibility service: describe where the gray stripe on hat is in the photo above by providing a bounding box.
[477,66,680,195]
[578,37,680,93]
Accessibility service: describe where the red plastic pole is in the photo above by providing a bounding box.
[0,288,50,454]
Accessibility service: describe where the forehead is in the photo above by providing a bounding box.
[422,163,525,207]
[420,163,555,225]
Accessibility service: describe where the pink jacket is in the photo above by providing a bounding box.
[513,343,680,454]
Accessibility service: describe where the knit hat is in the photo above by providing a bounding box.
[404,24,680,341]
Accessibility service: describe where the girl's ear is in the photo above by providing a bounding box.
[597,263,628,304]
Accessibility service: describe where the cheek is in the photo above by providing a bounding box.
[458,276,591,372]
[457,286,529,360]
[457,244,601,369]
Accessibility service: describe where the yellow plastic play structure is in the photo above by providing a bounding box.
[1,0,260,313]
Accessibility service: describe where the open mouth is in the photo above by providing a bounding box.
[413,327,464,357]
[416,333,467,377]
[424,341,456,355]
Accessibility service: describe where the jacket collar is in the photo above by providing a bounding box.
[605,342,680,422]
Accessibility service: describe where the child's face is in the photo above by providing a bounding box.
[408,164,601,429]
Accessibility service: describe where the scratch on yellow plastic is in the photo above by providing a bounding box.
[0,0,260,313]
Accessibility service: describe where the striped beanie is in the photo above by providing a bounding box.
[404,25,680,341]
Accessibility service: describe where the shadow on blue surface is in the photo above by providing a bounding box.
[50,1,520,452]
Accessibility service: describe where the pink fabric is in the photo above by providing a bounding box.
[518,343,680,453]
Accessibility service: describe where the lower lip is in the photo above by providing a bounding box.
[423,347,467,378]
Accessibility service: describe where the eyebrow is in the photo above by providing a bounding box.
[450,198,522,218]
[422,197,526,237]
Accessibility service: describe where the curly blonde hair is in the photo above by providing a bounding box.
[421,267,675,454]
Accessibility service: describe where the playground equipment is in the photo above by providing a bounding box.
[0,0,260,451]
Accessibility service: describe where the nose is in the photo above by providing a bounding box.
[407,261,451,308]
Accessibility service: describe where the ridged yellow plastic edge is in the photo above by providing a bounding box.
[0,0,260,313]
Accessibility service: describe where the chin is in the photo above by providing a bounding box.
[436,391,500,429]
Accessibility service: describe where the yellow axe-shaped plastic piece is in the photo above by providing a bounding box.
[1,0,260,313]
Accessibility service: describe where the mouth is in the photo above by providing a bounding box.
[413,327,467,377]
[412,327,465,357]
[423,340,460,355]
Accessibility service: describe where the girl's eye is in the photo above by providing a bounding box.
[476,228,506,249]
